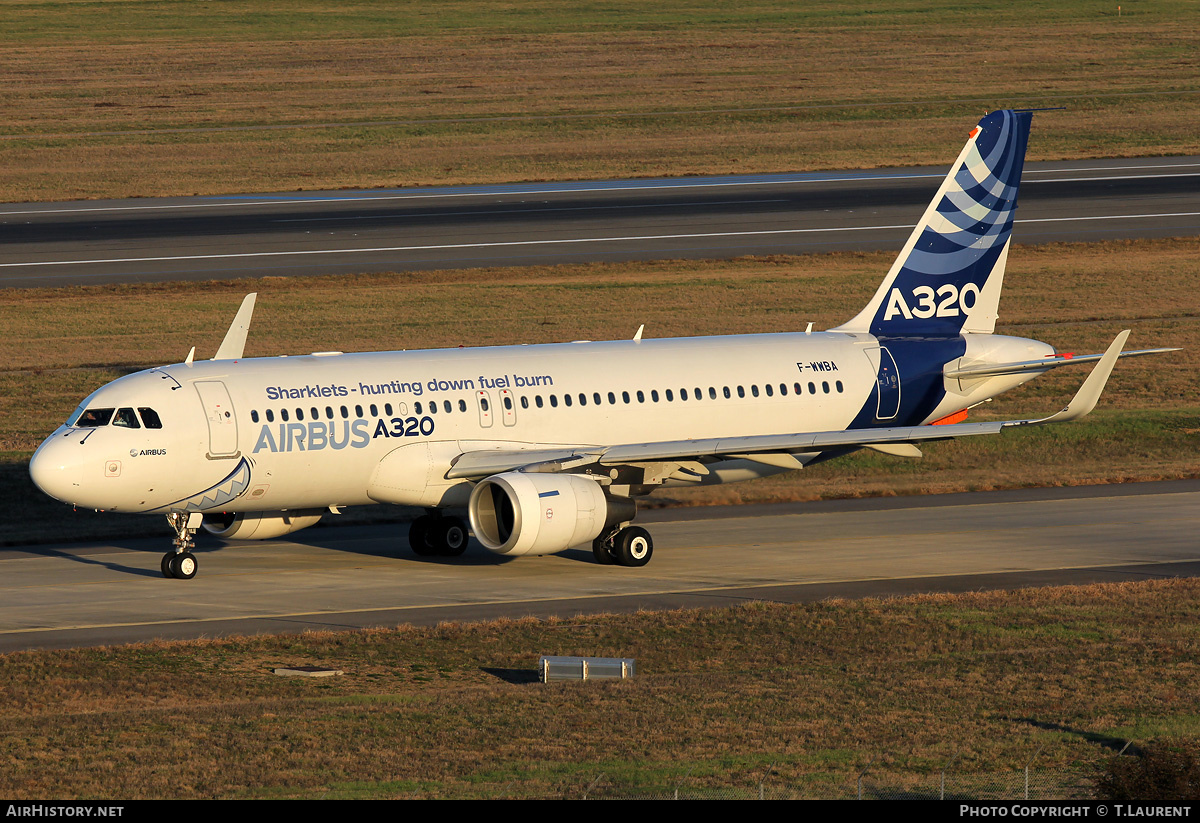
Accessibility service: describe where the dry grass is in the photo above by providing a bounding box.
[1,1,1198,201]
[0,578,1196,798]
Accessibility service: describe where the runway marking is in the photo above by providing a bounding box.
[0,165,1196,217]
[3,556,1195,637]
[267,198,790,224]
[3,211,1199,270]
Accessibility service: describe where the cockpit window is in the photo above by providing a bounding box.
[74,408,115,427]
[113,408,141,429]
[138,408,163,429]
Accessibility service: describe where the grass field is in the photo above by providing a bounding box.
[1,0,1198,201]
[0,579,1195,799]
[3,237,1197,545]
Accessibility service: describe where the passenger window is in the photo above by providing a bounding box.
[737,386,745,398]
[503,397,512,410]
[428,401,437,414]
[794,383,803,395]
[113,407,140,428]
[666,389,674,401]
[266,409,275,423]
[780,383,788,395]
[251,410,260,423]
[593,392,602,405]
[608,392,616,405]
[751,385,759,397]
[679,388,687,401]
[76,408,115,427]
[356,405,364,417]
[445,400,452,413]
[521,396,529,409]
[550,395,558,408]
[281,408,289,422]
[650,390,658,403]
[341,406,349,418]
[564,394,573,407]
[836,380,844,393]
[636,390,644,403]
[325,406,334,419]
[808,382,816,394]
[577,393,586,406]
[765,384,774,397]
[385,404,394,416]
[622,391,630,404]
[370,404,378,416]
[481,397,490,411]
[694,388,702,400]
[722,386,730,399]
[415,402,423,414]
[822,381,830,394]
[296,408,305,421]
[536,396,544,408]
[459,399,467,412]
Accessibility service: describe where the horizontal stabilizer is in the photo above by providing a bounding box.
[946,344,1177,380]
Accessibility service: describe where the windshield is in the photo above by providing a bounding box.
[73,408,115,427]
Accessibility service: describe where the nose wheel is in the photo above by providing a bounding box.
[163,511,202,580]
[161,551,198,579]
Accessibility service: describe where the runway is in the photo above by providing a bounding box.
[3,479,1198,653]
[2,157,1198,288]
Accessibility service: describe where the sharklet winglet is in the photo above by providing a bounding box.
[213,293,257,361]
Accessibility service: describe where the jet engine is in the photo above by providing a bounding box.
[202,510,324,540]
[468,472,634,557]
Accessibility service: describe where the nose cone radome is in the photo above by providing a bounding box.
[29,430,85,505]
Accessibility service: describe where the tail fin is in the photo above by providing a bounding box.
[834,110,1032,336]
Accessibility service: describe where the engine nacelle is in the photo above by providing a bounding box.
[202,510,323,540]
[468,472,634,557]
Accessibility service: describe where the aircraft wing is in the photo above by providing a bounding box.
[447,330,1132,481]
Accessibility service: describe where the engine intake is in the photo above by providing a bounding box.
[468,472,634,557]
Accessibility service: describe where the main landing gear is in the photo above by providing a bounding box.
[163,511,201,579]
[409,513,470,558]
[593,525,654,567]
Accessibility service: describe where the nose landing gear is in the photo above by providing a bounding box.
[163,511,201,579]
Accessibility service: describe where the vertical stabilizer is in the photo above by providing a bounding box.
[833,110,1032,336]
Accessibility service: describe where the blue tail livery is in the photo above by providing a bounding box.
[836,109,1032,336]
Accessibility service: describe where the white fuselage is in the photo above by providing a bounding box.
[28,329,1052,517]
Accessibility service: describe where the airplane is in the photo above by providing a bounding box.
[28,109,1175,580]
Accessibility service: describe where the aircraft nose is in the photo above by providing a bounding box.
[29,430,85,504]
